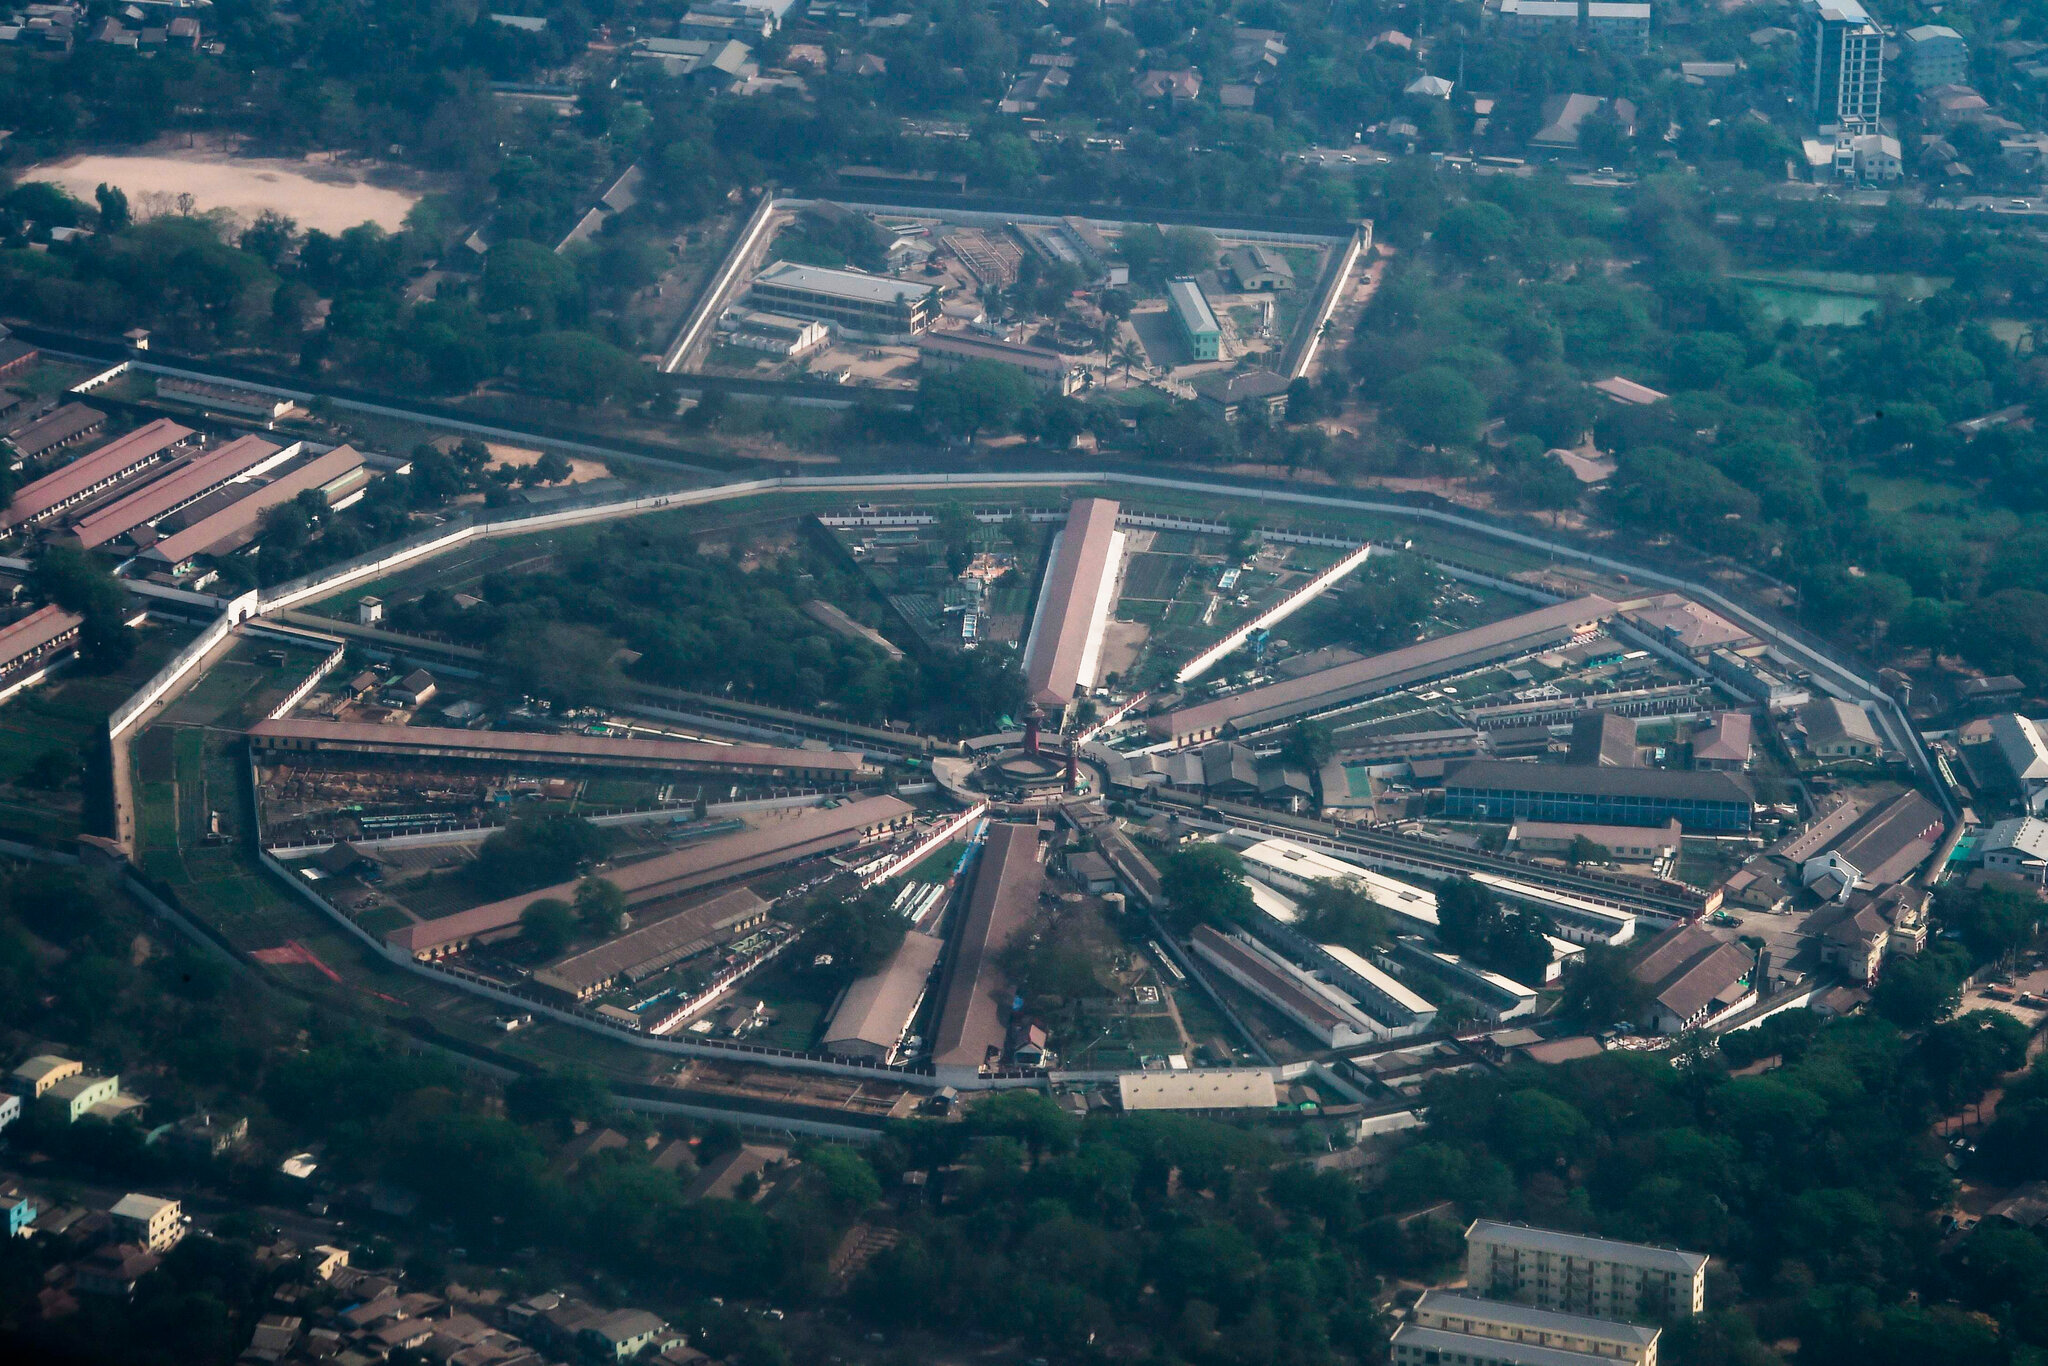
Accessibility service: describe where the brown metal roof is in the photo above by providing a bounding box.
[1,416,186,526]
[0,604,83,668]
[931,823,1044,1072]
[385,795,912,956]
[1151,596,1619,740]
[142,444,365,564]
[821,929,944,1054]
[247,717,868,775]
[1023,498,1121,707]
[67,435,281,548]
[531,886,768,995]
[3,403,106,464]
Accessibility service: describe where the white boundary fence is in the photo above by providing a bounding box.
[1175,541,1374,684]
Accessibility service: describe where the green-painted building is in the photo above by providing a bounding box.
[1167,278,1222,361]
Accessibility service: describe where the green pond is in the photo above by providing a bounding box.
[1731,271,1951,328]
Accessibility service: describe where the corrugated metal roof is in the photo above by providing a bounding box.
[931,823,1043,1071]
[531,886,767,995]
[1467,1219,1707,1274]
[67,435,282,547]
[386,795,911,955]
[248,718,867,774]
[1,415,185,526]
[0,604,82,667]
[821,929,943,1053]
[1022,498,1121,706]
[143,445,365,563]
[1153,596,1617,739]
[1445,758,1754,804]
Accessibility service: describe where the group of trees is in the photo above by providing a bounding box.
[1354,163,2048,689]
[1434,878,1555,987]
[391,517,1022,735]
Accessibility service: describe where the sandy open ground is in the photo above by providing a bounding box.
[26,153,419,233]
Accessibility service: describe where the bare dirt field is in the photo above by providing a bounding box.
[27,151,420,233]
[482,442,612,485]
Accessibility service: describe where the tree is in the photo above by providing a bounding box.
[1872,944,1968,1029]
[803,889,907,980]
[238,210,296,265]
[1163,227,1220,277]
[31,545,134,671]
[95,183,130,232]
[1382,366,1485,447]
[1161,843,1255,930]
[1280,719,1333,772]
[1558,944,1649,1028]
[519,897,575,957]
[1567,835,1610,868]
[919,360,1033,441]
[482,238,581,323]
[517,332,651,407]
[1436,202,1517,264]
[573,877,627,937]
[474,814,612,897]
[1297,878,1388,954]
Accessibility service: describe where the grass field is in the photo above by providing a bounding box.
[743,959,841,1051]
[1120,552,1190,600]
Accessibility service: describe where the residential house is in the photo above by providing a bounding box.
[75,1243,159,1299]
[1133,68,1201,101]
[1819,904,1888,986]
[43,1070,120,1123]
[0,1184,34,1237]
[166,1111,247,1158]
[1691,713,1753,771]
[110,1193,183,1252]
[9,1054,81,1098]
[0,1091,17,1135]
[387,669,437,707]
[1796,697,1881,760]
[1957,675,2024,712]
[1191,369,1291,424]
[1529,94,1636,154]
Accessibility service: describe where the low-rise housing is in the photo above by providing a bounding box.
[0,1183,33,1238]
[1192,923,1389,1045]
[1691,712,1753,770]
[1510,817,1681,861]
[1796,697,1881,760]
[1224,244,1295,291]
[1192,368,1291,424]
[917,330,1080,395]
[9,1054,81,1097]
[0,604,84,679]
[1444,760,1754,832]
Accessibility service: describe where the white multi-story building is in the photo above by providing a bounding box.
[110,1193,185,1252]
[1396,1292,1663,1366]
[1901,25,1968,89]
[1795,0,1884,129]
[1466,1221,1708,1322]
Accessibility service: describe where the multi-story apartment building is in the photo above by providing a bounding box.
[1795,0,1884,129]
[1394,1292,1663,1366]
[1466,1221,1708,1322]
